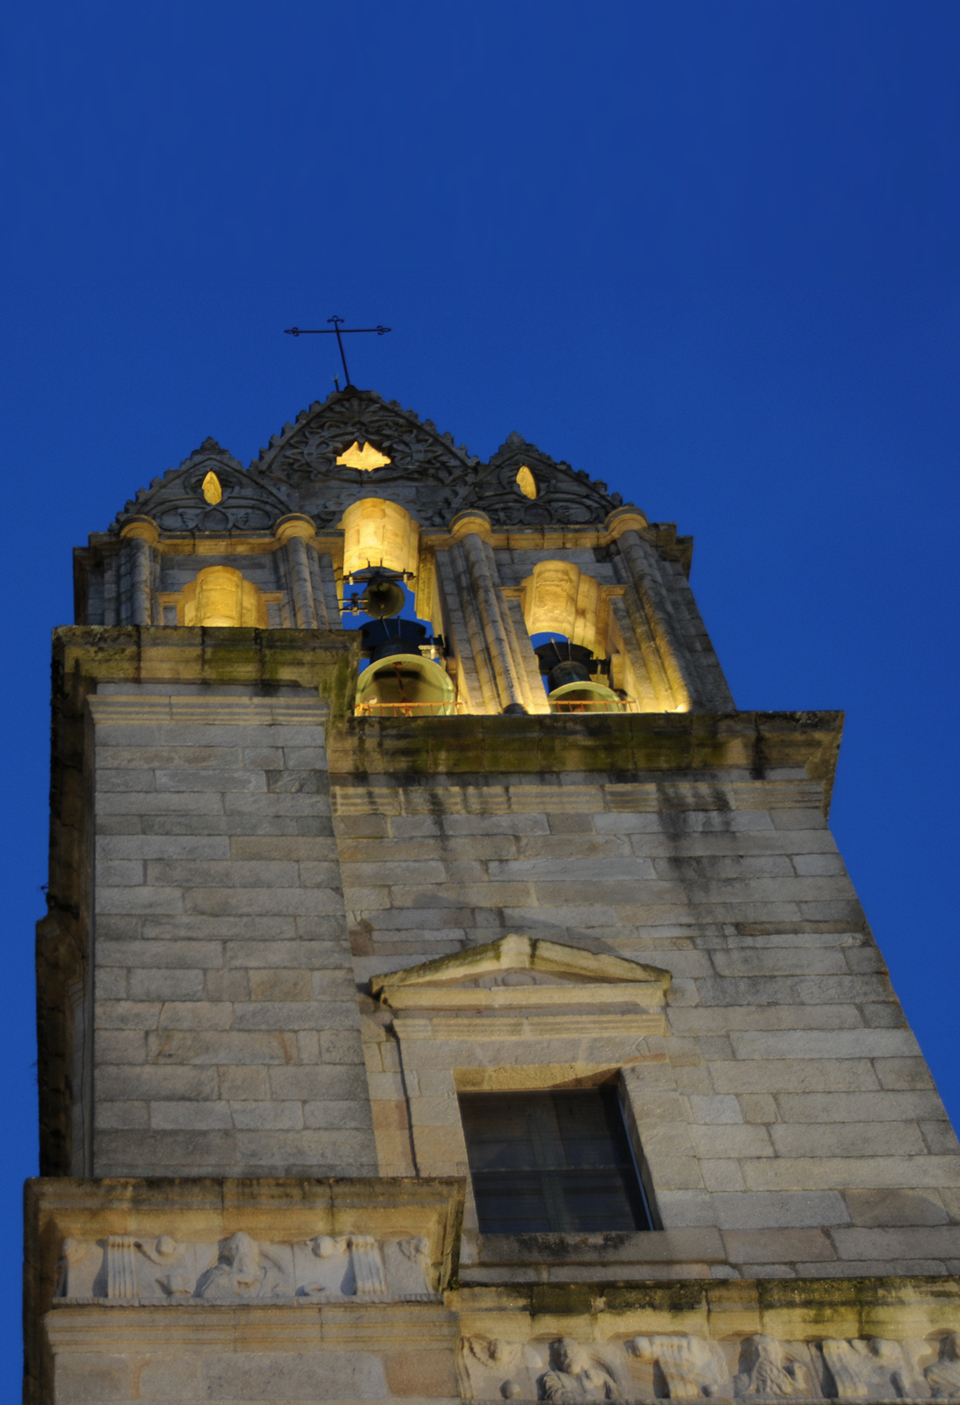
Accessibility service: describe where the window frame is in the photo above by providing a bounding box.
[458,1084,656,1236]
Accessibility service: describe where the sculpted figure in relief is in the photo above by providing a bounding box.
[136,1234,192,1298]
[630,1334,730,1398]
[297,1233,391,1297]
[927,1333,960,1399]
[820,1337,923,1400]
[296,1233,349,1297]
[398,1234,430,1267]
[393,1234,434,1296]
[539,1338,624,1403]
[461,1338,543,1401]
[195,1232,280,1302]
[55,1238,90,1299]
[734,1336,815,1398]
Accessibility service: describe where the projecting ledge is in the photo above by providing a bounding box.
[461,1227,726,1270]
[328,711,843,807]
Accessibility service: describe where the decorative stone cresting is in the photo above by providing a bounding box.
[57,1231,435,1305]
[458,1332,960,1401]
[110,390,628,535]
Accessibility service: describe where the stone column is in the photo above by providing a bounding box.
[449,511,534,714]
[607,595,664,711]
[501,596,552,714]
[606,507,695,711]
[433,548,487,713]
[275,514,319,629]
[118,517,159,626]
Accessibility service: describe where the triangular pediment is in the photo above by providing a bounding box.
[110,440,294,537]
[458,432,625,528]
[371,935,670,1012]
[247,387,482,529]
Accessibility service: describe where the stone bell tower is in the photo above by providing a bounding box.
[26,388,960,1404]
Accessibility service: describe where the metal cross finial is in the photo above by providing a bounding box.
[284,315,391,388]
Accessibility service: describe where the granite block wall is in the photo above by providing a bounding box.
[334,766,960,1278]
[88,684,377,1179]
[68,664,959,1276]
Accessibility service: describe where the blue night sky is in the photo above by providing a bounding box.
[1,0,958,1380]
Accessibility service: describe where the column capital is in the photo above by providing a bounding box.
[604,505,649,539]
[274,513,317,543]
[449,509,493,543]
[118,516,159,545]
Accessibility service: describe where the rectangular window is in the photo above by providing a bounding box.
[459,1088,653,1235]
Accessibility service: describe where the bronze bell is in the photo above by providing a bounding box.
[360,576,407,620]
[355,653,456,717]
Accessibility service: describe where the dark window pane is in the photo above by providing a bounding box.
[459,1089,653,1234]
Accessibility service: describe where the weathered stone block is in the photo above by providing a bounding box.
[248,969,314,1002]
[269,1065,369,1100]
[97,1065,218,1101]
[710,1190,850,1228]
[844,1188,949,1226]
[217,1066,270,1101]
[156,1001,233,1031]
[689,1124,774,1158]
[729,1029,920,1061]
[832,1225,960,1259]
[228,1100,304,1129]
[771,1121,928,1158]
[722,1228,837,1263]
[149,1100,233,1129]
[128,967,206,1000]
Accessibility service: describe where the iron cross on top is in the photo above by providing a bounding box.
[284,315,391,389]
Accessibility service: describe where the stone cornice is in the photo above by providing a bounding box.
[328,709,844,814]
[50,628,843,809]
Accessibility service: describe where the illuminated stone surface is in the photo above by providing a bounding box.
[28,388,960,1402]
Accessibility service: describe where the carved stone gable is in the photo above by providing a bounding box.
[459,431,623,527]
[371,934,671,1014]
[106,394,635,534]
[110,439,293,536]
[248,388,482,528]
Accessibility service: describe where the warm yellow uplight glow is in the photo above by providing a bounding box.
[516,465,537,499]
[355,653,456,717]
[341,498,419,581]
[182,567,266,627]
[521,560,603,657]
[201,471,222,505]
[336,441,392,472]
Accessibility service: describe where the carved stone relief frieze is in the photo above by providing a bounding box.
[461,1337,631,1403]
[56,1231,435,1305]
[631,1335,730,1400]
[458,1332,960,1401]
